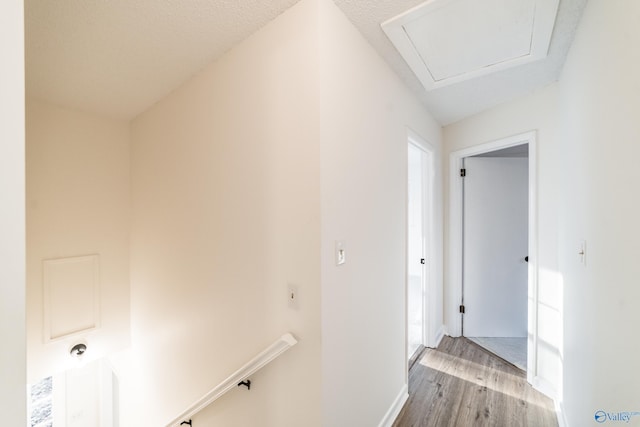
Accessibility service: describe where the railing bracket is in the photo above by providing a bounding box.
[180,421,192,426]
[238,380,251,390]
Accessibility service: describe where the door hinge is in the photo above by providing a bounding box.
[460,168,466,177]
[459,304,465,314]
[420,258,425,264]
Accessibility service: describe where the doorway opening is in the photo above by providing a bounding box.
[448,131,539,384]
[407,143,427,365]
[462,145,529,370]
[406,130,438,372]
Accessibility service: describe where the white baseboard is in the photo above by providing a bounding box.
[442,324,461,338]
[532,376,557,401]
[378,384,408,427]
[555,400,569,427]
[432,326,445,348]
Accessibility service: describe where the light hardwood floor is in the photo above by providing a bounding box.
[393,336,558,427]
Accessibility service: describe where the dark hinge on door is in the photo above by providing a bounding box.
[460,168,466,177]
[420,258,425,264]
[459,305,465,314]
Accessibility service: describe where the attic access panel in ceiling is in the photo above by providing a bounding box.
[382,0,560,90]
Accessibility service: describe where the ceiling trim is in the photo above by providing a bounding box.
[381,0,560,91]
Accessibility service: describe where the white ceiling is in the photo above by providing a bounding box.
[25,0,587,124]
[26,0,300,120]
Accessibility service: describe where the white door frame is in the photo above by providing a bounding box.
[406,129,439,366]
[447,131,538,384]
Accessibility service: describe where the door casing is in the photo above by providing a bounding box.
[448,131,542,389]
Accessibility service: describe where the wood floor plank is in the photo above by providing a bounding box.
[393,336,558,427]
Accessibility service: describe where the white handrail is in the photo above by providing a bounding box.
[166,333,298,427]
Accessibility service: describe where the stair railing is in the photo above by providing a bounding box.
[166,333,298,427]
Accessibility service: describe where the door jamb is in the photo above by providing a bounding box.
[447,131,538,384]
[406,129,439,370]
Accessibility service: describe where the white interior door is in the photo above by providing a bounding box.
[463,157,528,338]
[407,144,426,359]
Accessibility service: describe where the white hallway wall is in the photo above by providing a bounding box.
[318,0,442,425]
[558,1,640,425]
[445,1,640,424]
[124,0,322,424]
[0,0,26,423]
[26,99,131,383]
[122,0,443,425]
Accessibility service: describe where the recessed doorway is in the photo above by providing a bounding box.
[448,131,542,387]
[407,143,427,363]
[406,130,438,370]
[462,146,529,370]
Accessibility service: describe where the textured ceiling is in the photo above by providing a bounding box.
[26,0,300,119]
[25,0,588,124]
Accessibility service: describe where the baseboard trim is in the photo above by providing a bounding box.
[555,400,569,427]
[433,326,445,348]
[442,324,461,338]
[378,384,408,427]
[532,375,557,401]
